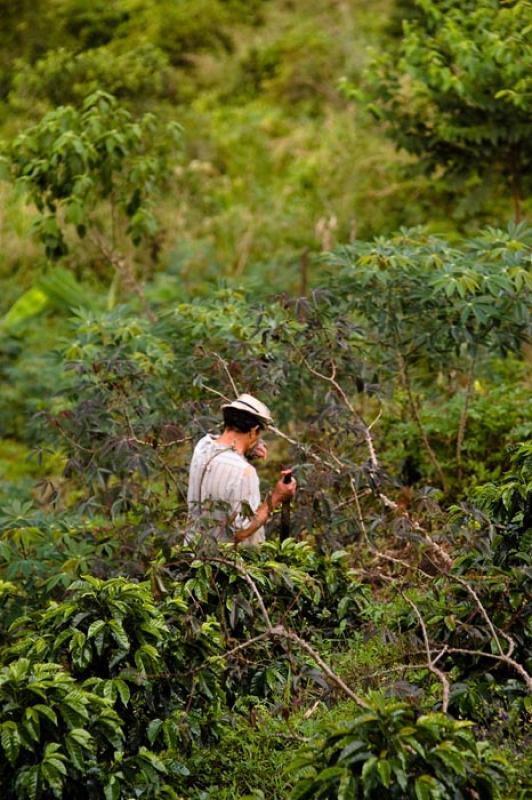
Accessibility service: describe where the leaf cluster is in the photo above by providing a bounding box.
[289,696,511,799]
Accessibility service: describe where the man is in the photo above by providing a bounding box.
[185,393,297,546]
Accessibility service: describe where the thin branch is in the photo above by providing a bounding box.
[201,555,370,708]
[448,574,504,656]
[268,424,342,475]
[456,354,477,476]
[397,352,446,489]
[89,231,155,321]
[219,632,272,660]
[403,594,450,712]
[367,406,383,431]
[350,477,370,546]
[444,647,532,692]
[370,550,434,581]
[202,384,232,403]
[374,493,453,571]
[271,625,370,709]
[209,352,240,398]
[302,357,379,471]
[123,434,192,450]
[206,556,272,629]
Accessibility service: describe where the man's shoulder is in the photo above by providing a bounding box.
[192,435,250,470]
[193,434,214,452]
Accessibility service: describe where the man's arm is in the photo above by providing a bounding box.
[234,471,297,543]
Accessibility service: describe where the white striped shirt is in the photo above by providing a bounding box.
[185,434,265,546]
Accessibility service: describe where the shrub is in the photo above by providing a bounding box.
[0,658,123,800]
[289,695,512,799]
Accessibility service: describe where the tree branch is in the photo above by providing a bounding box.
[302,357,379,471]
[403,594,450,712]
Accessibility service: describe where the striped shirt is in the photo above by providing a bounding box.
[185,434,265,547]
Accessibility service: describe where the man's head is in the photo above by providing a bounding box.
[221,394,272,452]
[222,394,272,428]
[222,407,265,433]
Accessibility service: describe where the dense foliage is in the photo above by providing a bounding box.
[290,699,511,799]
[356,0,532,219]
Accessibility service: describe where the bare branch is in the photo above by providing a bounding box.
[268,424,342,475]
[202,384,232,403]
[123,434,192,450]
[350,477,370,546]
[302,357,379,471]
[202,554,370,709]
[403,594,450,712]
[444,647,532,693]
[397,352,446,489]
[271,624,371,709]
[89,231,155,321]
[207,556,273,629]
[448,574,504,656]
[371,550,434,581]
[219,632,272,660]
[209,352,240,398]
[456,354,477,476]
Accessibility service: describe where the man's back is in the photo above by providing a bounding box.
[186,434,264,546]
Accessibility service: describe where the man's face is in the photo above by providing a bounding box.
[245,425,262,454]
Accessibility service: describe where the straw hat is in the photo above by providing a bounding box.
[222,393,273,425]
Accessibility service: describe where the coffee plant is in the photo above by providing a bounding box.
[289,695,512,800]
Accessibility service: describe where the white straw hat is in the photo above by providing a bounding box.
[222,393,273,425]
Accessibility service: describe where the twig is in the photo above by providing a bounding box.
[123,434,192,450]
[371,497,453,571]
[206,556,273,629]
[444,647,532,693]
[302,358,379,471]
[219,632,273,660]
[268,424,342,475]
[456,354,476,477]
[201,555,370,709]
[271,625,370,709]
[350,477,370,545]
[303,700,321,719]
[202,384,232,403]
[448,574,504,656]
[371,550,434,581]
[403,594,450,712]
[209,352,240,398]
[89,231,155,321]
[397,352,446,489]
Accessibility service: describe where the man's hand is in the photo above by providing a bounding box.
[234,469,296,543]
[247,439,268,460]
[271,469,297,509]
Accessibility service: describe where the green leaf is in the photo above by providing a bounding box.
[415,774,440,800]
[338,739,366,762]
[114,679,130,707]
[104,776,121,800]
[147,718,163,745]
[338,772,356,800]
[1,722,21,764]
[377,758,392,788]
[315,765,345,782]
[2,288,49,331]
[434,742,466,776]
[361,755,377,787]
[34,705,58,727]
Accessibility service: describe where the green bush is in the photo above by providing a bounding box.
[0,658,124,800]
[289,696,512,799]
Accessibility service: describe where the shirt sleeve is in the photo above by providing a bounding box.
[232,464,261,529]
[234,464,265,547]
